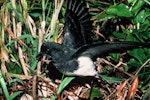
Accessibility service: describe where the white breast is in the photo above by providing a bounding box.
[73,56,98,76]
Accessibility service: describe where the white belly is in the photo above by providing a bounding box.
[73,56,98,76]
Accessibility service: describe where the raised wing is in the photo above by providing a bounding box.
[73,41,150,60]
[62,0,93,49]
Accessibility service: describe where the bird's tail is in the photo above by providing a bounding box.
[102,41,150,50]
[74,41,150,59]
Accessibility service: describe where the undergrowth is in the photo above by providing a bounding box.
[0,0,150,99]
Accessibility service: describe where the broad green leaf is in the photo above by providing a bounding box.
[106,4,133,17]
[106,6,118,15]
[126,34,139,42]
[134,10,146,23]
[127,58,141,68]
[116,4,133,17]
[128,49,147,63]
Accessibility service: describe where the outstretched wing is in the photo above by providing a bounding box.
[73,41,150,60]
[62,0,93,49]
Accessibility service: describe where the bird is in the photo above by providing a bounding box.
[38,0,150,77]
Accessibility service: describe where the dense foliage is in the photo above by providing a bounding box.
[0,0,150,99]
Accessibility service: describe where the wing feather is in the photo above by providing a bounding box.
[62,0,93,49]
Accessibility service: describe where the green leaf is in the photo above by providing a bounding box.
[143,31,150,40]
[97,14,115,20]
[131,0,145,14]
[9,77,24,85]
[0,71,11,100]
[134,10,147,23]
[140,20,149,31]
[127,0,137,4]
[126,33,139,42]
[124,65,129,71]
[128,49,147,63]
[106,5,118,15]
[106,4,133,17]
[51,77,75,100]
[30,12,41,18]
[140,73,150,90]
[116,4,133,17]
[142,88,150,99]
[99,75,125,83]
[127,58,141,68]
[112,31,125,39]
[53,25,61,42]
[10,91,23,100]
[31,60,38,70]
[110,53,120,61]
[57,77,75,94]
[89,88,103,98]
